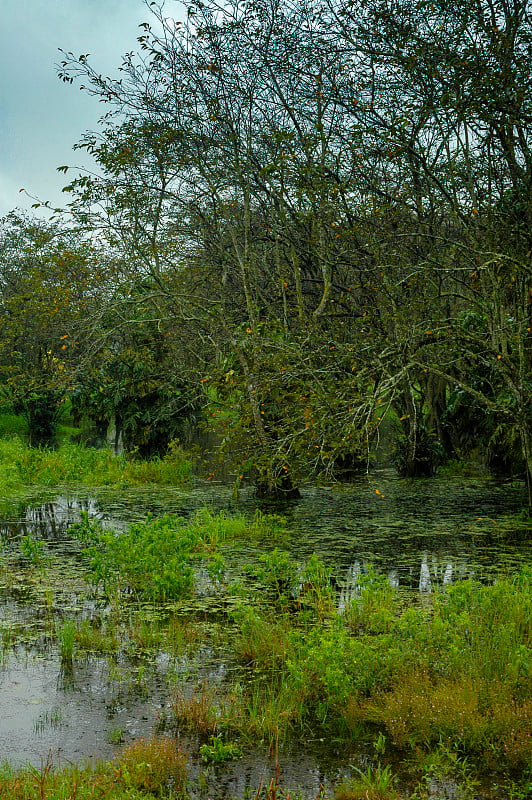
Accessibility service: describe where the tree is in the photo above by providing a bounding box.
[0,213,100,443]
[55,0,532,508]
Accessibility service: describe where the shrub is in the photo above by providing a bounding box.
[116,736,188,795]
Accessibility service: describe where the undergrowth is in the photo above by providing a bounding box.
[72,508,287,601]
[2,496,531,796]
[172,561,532,772]
[0,436,191,493]
[0,737,188,799]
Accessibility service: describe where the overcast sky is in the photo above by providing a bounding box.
[0,0,173,218]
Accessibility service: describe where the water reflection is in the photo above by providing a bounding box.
[419,554,432,593]
[0,496,103,547]
[0,477,529,791]
[337,561,362,614]
[1,477,529,589]
[336,549,487,610]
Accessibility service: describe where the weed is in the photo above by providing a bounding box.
[72,508,286,602]
[166,614,202,654]
[345,568,396,633]
[233,607,290,667]
[241,679,304,741]
[410,744,481,800]
[335,763,399,800]
[252,548,300,608]
[128,617,162,650]
[374,732,387,756]
[33,706,65,734]
[299,552,336,618]
[20,534,48,566]
[106,726,124,745]
[0,436,192,496]
[170,683,220,735]
[115,736,188,795]
[199,734,242,763]
[75,618,118,653]
[56,618,77,661]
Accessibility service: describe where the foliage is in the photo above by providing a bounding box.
[223,567,532,769]
[56,618,77,661]
[72,508,284,601]
[345,569,397,634]
[115,737,188,796]
[50,0,532,503]
[0,214,104,445]
[335,763,399,800]
[0,437,191,495]
[199,735,242,764]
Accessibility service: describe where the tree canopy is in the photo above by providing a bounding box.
[2,0,530,504]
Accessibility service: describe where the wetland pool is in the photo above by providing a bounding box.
[0,471,530,797]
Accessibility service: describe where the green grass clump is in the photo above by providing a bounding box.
[215,565,532,772]
[72,508,283,602]
[0,737,188,799]
[335,763,399,800]
[56,618,77,661]
[0,436,192,494]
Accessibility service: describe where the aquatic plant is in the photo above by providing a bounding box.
[345,568,397,633]
[410,744,480,800]
[170,683,221,735]
[335,763,399,800]
[299,552,336,618]
[251,548,300,609]
[165,614,202,654]
[72,508,285,601]
[232,607,290,667]
[225,565,532,770]
[20,533,48,566]
[56,618,77,661]
[115,736,188,795]
[74,618,119,653]
[199,734,242,763]
[106,726,124,745]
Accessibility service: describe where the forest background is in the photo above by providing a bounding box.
[1,0,531,509]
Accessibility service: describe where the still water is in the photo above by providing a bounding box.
[0,471,530,795]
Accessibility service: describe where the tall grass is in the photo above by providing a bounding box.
[219,565,532,769]
[0,737,188,799]
[0,436,191,494]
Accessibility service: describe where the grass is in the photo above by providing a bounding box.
[193,562,531,772]
[71,508,286,602]
[0,436,192,496]
[0,411,29,437]
[1,490,531,796]
[0,737,188,799]
[56,618,77,661]
[335,763,399,800]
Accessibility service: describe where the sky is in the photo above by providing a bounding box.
[0,0,169,218]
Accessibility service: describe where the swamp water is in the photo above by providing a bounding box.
[0,471,530,797]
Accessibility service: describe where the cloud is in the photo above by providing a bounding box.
[0,0,158,216]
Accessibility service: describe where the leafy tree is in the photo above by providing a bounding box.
[0,213,100,443]
[55,0,532,508]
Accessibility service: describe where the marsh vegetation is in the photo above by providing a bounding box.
[0,441,530,799]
